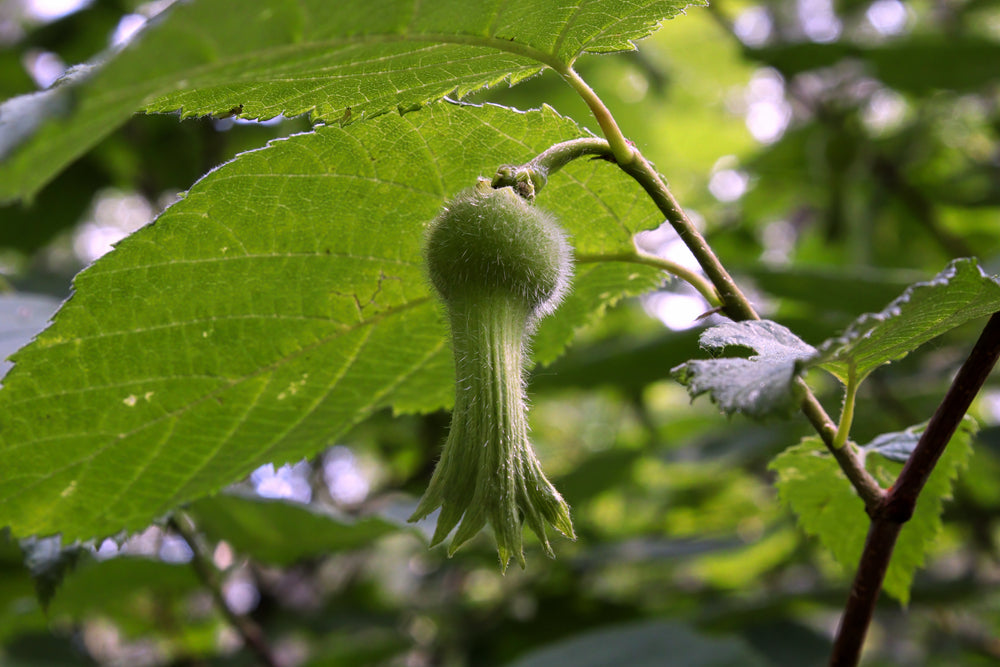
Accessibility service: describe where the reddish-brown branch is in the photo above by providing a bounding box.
[829,311,1000,666]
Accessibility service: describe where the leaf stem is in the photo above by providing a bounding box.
[576,250,722,308]
[829,311,1000,666]
[834,366,859,450]
[493,137,615,198]
[168,514,279,667]
[557,66,636,166]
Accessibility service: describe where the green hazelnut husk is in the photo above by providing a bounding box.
[409,181,575,571]
[424,180,571,321]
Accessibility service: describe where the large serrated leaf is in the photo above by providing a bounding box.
[672,320,816,418]
[0,103,663,542]
[769,418,975,604]
[0,0,699,202]
[813,258,1000,384]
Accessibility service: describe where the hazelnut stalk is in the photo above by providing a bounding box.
[409,180,575,570]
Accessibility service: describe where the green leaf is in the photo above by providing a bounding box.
[0,633,99,666]
[0,0,699,202]
[0,102,663,542]
[672,320,816,418]
[186,493,401,566]
[813,258,1000,384]
[504,619,769,667]
[865,419,977,603]
[302,629,409,667]
[770,418,976,604]
[0,533,47,644]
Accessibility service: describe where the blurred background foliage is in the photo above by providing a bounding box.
[1,0,1000,665]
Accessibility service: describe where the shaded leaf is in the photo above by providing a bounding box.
[0,103,663,542]
[531,326,702,392]
[861,424,923,463]
[0,534,46,644]
[19,536,84,611]
[813,258,1000,384]
[302,628,409,667]
[0,0,699,202]
[0,50,36,100]
[672,320,816,418]
[746,38,1000,95]
[0,632,99,666]
[186,493,401,566]
[739,619,832,667]
[0,159,106,254]
[738,264,924,319]
[504,619,769,667]
[770,417,975,603]
[48,556,205,637]
[553,448,642,506]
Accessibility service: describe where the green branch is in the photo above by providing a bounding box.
[557,66,636,166]
[492,137,615,199]
[577,251,722,308]
[798,386,884,509]
[559,67,886,512]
